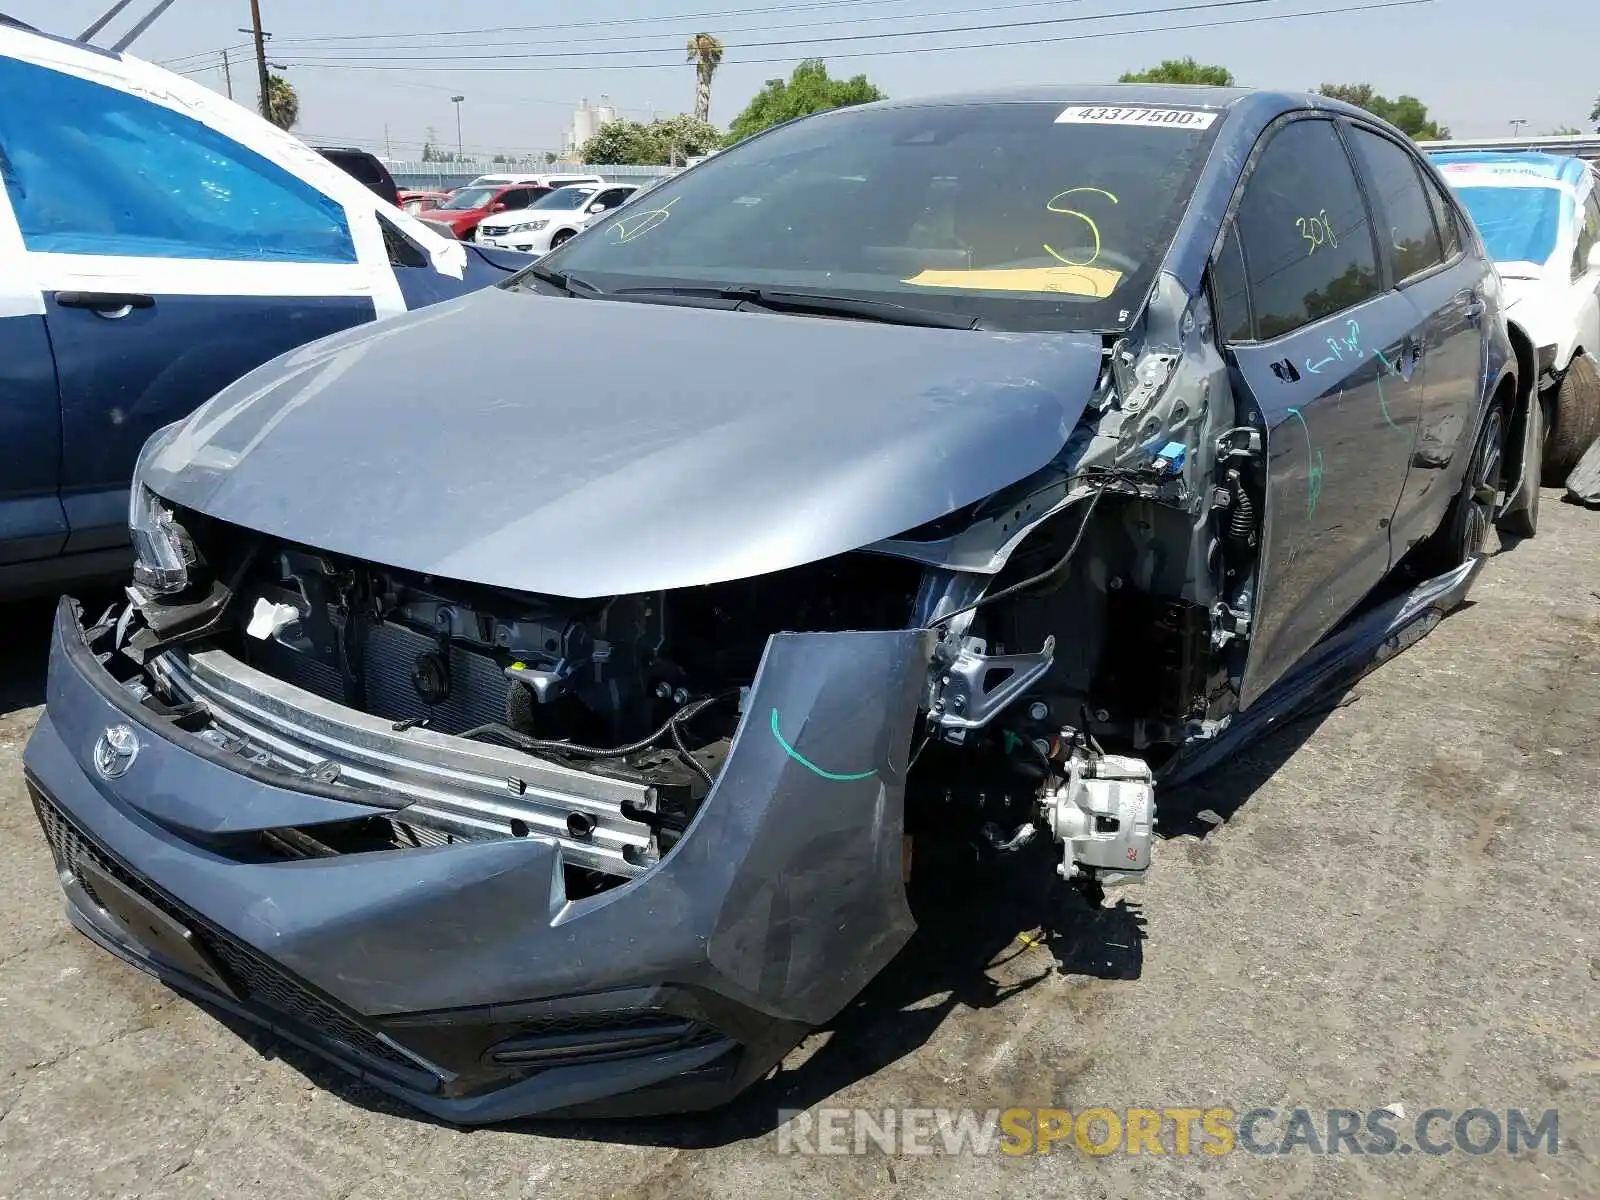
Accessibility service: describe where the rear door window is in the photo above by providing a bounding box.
[1421,169,1462,260]
[1346,127,1445,283]
[1233,117,1382,339]
[0,54,354,263]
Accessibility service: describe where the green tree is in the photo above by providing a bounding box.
[1314,83,1449,139]
[686,32,724,124]
[1545,125,1582,136]
[724,58,884,146]
[1590,92,1599,127]
[265,73,298,131]
[653,113,722,163]
[581,116,722,165]
[1118,58,1234,85]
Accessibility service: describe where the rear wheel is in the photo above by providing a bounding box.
[1542,351,1600,478]
[1416,402,1505,574]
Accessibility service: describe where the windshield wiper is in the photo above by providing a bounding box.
[610,284,980,330]
[523,264,602,296]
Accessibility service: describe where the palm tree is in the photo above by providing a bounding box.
[685,33,724,124]
[265,74,299,131]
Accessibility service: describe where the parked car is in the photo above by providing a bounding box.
[475,183,639,255]
[415,183,546,241]
[398,189,453,215]
[464,171,606,191]
[27,85,1537,1124]
[0,22,527,598]
[1434,151,1600,476]
[313,146,400,207]
[418,174,609,241]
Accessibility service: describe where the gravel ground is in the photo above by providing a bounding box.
[0,495,1595,1199]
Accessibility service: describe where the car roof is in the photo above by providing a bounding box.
[1429,150,1594,189]
[854,82,1255,109]
[796,83,1403,140]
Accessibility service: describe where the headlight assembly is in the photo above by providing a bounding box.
[128,426,198,596]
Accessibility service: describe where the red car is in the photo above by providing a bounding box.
[415,173,608,239]
[412,182,554,240]
[398,189,453,215]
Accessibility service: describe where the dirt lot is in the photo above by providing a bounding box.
[1,496,1596,1200]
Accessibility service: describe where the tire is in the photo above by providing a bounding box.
[1416,401,1506,574]
[549,229,575,249]
[1498,391,1541,539]
[1542,350,1600,478]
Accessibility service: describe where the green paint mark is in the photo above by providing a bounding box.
[769,708,876,782]
[1371,349,1405,431]
[1370,348,1421,443]
[1287,407,1324,518]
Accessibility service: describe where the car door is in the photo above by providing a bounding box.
[1213,115,1422,708]
[1345,124,1488,556]
[498,187,538,214]
[1572,184,1600,357]
[0,51,388,555]
[0,176,65,567]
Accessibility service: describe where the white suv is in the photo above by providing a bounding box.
[476,184,638,256]
[1435,151,1600,476]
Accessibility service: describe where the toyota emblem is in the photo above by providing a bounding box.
[93,724,139,779]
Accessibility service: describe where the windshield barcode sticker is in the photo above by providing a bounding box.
[1055,106,1218,130]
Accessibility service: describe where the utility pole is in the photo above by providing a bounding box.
[220,47,233,99]
[451,95,465,161]
[1508,118,1528,136]
[249,0,271,121]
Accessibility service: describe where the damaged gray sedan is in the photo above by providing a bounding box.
[24,85,1538,1122]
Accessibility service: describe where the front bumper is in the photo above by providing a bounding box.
[24,598,931,1121]
[476,229,551,255]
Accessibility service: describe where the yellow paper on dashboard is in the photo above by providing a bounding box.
[901,265,1123,299]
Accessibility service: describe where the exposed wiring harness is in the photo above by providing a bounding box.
[925,465,1163,630]
[459,692,732,777]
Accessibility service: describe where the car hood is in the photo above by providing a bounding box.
[143,288,1103,598]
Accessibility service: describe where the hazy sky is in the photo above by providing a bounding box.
[12,0,1597,158]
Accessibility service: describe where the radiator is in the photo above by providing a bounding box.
[249,620,515,736]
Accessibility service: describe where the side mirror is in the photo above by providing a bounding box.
[1589,242,1600,273]
[588,202,606,213]
[489,202,507,213]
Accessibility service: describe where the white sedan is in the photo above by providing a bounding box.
[1434,151,1600,477]
[475,184,639,256]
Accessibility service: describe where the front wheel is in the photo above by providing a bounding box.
[1542,351,1600,478]
[549,229,575,250]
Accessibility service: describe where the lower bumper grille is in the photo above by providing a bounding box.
[28,783,431,1085]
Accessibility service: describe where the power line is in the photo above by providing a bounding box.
[253,0,1094,56]
[269,0,1315,63]
[259,0,958,46]
[275,0,1433,72]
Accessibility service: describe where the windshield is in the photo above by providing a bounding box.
[509,100,1223,330]
[440,187,497,211]
[533,187,597,211]
[1451,185,1564,267]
